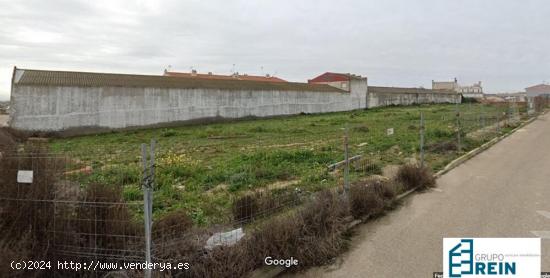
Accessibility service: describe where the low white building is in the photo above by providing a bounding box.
[432,78,484,98]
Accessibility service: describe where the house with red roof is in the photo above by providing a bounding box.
[164,69,287,83]
[307,72,356,91]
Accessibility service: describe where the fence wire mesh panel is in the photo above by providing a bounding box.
[0,143,147,277]
[0,102,544,277]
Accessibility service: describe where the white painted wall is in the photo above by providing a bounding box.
[367,91,460,107]
[10,84,366,131]
[9,76,460,133]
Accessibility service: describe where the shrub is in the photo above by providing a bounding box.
[249,190,350,269]
[153,209,193,239]
[349,176,401,219]
[232,195,259,223]
[73,183,141,252]
[0,146,65,275]
[371,180,397,200]
[153,209,196,255]
[163,191,351,277]
[349,183,385,218]
[396,164,436,190]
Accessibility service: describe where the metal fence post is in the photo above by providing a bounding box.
[141,141,154,278]
[496,113,501,133]
[344,127,350,194]
[455,103,461,152]
[419,112,425,168]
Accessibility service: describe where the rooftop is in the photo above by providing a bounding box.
[308,72,365,83]
[525,84,550,91]
[369,86,457,94]
[164,70,287,83]
[12,68,344,93]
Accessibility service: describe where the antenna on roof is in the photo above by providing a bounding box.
[231,64,236,74]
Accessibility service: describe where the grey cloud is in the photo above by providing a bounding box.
[1,0,550,100]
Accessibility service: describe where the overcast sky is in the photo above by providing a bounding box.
[1,0,549,100]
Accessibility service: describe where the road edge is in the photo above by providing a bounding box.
[249,113,542,278]
[433,115,539,179]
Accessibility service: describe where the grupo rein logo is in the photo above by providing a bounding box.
[443,238,540,278]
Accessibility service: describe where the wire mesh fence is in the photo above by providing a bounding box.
[0,102,544,277]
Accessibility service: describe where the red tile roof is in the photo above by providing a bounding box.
[164,71,287,83]
[308,72,351,83]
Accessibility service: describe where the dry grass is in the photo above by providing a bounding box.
[248,190,351,271]
[71,183,142,255]
[349,178,397,219]
[232,194,259,224]
[0,145,144,277]
[396,164,436,190]
[163,190,351,277]
[0,145,62,276]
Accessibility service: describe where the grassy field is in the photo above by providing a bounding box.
[49,103,518,224]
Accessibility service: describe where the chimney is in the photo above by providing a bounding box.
[208,72,212,75]
[266,74,271,78]
[191,69,197,76]
[454,77,457,83]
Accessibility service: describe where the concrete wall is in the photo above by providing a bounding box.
[10,75,461,133]
[367,91,461,108]
[10,84,367,131]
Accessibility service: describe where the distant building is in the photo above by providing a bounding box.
[164,69,287,83]
[497,92,527,102]
[525,84,550,97]
[432,78,459,91]
[308,72,359,91]
[367,86,460,107]
[432,78,484,98]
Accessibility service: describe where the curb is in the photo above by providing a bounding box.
[433,115,538,179]
[248,114,541,278]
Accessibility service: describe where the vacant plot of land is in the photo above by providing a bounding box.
[48,103,516,223]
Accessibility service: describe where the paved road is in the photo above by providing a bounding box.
[293,113,550,277]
